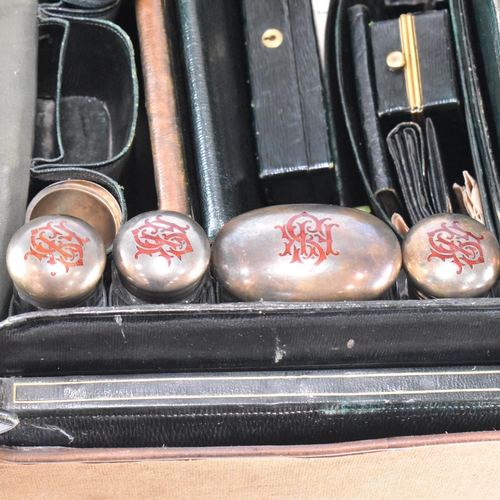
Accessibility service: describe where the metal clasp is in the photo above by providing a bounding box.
[399,13,423,113]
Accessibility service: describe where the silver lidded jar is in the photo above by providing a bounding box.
[211,204,402,302]
[111,211,212,305]
[7,215,106,312]
[402,213,500,298]
[25,179,123,252]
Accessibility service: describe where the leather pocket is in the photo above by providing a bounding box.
[32,15,138,180]
[39,0,122,21]
[386,119,452,225]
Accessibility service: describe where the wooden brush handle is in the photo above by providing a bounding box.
[136,0,191,215]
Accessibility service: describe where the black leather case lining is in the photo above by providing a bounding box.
[3,0,500,449]
[2,0,500,413]
[3,299,500,377]
[4,401,500,447]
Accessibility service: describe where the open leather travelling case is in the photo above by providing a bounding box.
[4,0,500,496]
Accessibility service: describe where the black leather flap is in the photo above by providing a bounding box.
[371,10,459,117]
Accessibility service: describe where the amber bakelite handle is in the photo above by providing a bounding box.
[135,0,191,216]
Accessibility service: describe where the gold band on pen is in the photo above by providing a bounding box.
[399,13,423,113]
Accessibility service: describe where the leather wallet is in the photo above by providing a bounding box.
[387,119,452,224]
[242,0,338,206]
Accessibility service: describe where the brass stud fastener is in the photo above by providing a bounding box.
[262,29,283,48]
[386,51,406,69]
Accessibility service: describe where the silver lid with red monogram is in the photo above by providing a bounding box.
[112,211,211,302]
[210,204,402,301]
[403,213,500,298]
[6,215,106,309]
[25,180,123,251]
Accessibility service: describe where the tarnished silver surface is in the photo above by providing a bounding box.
[403,213,500,298]
[25,180,123,250]
[6,215,106,309]
[113,211,211,302]
[211,204,402,302]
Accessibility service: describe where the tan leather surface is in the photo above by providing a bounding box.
[2,431,500,499]
[453,170,485,225]
[391,212,410,235]
[136,0,191,215]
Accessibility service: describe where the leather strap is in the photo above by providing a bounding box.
[2,430,500,462]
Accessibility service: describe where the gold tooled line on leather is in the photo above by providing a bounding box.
[399,14,423,113]
[11,369,500,404]
[12,387,500,405]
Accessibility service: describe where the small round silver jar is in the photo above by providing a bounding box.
[25,179,123,251]
[7,215,106,309]
[402,213,500,298]
[211,204,402,302]
[112,211,211,303]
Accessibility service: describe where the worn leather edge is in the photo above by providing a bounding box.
[3,298,500,375]
[1,430,500,463]
[38,0,121,21]
[3,296,500,326]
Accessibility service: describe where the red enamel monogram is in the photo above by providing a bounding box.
[427,221,484,274]
[132,215,193,264]
[24,220,89,276]
[275,212,339,266]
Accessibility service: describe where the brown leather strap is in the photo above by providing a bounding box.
[136,0,191,215]
[3,430,500,463]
